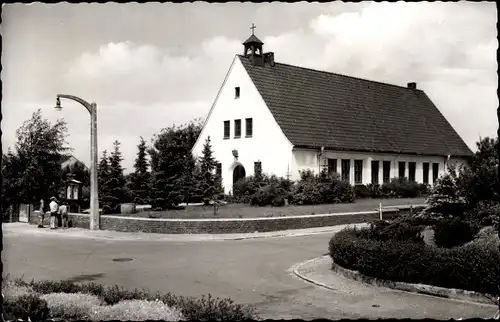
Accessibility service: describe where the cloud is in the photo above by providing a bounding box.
[3,2,496,173]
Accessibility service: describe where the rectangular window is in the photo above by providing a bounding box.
[234,119,241,138]
[399,161,406,178]
[432,163,439,183]
[254,161,262,177]
[245,118,253,137]
[216,163,222,178]
[235,87,240,99]
[354,160,363,184]
[409,162,416,182]
[423,162,429,184]
[371,160,379,185]
[341,159,350,182]
[383,161,391,183]
[223,121,230,139]
[328,159,337,176]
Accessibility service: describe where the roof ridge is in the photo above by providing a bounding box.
[237,55,420,91]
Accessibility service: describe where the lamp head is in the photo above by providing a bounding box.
[54,97,62,111]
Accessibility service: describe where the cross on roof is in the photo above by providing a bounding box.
[250,23,256,35]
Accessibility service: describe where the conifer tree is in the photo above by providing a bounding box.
[198,136,223,213]
[107,140,128,211]
[130,137,151,204]
[98,150,112,210]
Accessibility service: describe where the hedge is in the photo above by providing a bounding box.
[4,278,256,321]
[328,227,500,296]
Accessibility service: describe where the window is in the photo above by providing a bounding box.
[341,159,350,182]
[223,121,230,139]
[383,161,391,183]
[328,159,337,176]
[254,161,262,177]
[216,163,222,178]
[423,162,429,184]
[432,163,439,183]
[234,119,241,138]
[371,160,379,185]
[235,87,240,99]
[409,162,416,182]
[399,161,406,178]
[354,160,363,184]
[246,118,253,137]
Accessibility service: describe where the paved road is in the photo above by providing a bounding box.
[3,226,496,320]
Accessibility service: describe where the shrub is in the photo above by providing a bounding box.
[3,293,50,321]
[354,185,371,199]
[366,184,384,198]
[40,292,102,319]
[363,219,425,243]
[89,299,183,321]
[329,227,500,295]
[159,293,255,321]
[291,170,354,205]
[465,200,500,228]
[232,175,265,203]
[248,175,292,207]
[7,279,256,321]
[433,218,479,248]
[382,177,422,198]
[2,282,35,302]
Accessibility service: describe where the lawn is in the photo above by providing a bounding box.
[117,197,427,219]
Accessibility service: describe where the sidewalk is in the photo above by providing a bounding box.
[3,222,369,242]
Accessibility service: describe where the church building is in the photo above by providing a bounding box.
[191,28,473,194]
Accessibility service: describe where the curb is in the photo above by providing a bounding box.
[292,255,498,307]
[3,223,367,242]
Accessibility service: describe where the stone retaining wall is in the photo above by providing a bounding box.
[28,206,424,234]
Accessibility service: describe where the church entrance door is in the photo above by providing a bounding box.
[233,165,246,185]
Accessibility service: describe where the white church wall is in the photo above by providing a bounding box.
[291,149,467,186]
[192,56,293,194]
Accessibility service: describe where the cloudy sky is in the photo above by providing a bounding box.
[2,2,497,173]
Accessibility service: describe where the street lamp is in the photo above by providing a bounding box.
[55,94,99,230]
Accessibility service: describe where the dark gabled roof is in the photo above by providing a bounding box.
[238,55,473,158]
[243,34,264,45]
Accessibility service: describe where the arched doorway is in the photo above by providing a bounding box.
[233,165,246,185]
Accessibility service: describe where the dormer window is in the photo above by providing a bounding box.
[235,87,240,99]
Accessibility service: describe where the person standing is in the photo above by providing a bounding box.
[59,202,69,228]
[38,198,45,228]
[49,197,59,229]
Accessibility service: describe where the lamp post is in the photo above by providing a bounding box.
[55,94,99,230]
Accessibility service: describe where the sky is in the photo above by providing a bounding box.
[2,2,498,173]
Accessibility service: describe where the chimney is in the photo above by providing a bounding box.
[407,82,417,89]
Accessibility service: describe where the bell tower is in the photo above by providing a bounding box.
[243,23,264,66]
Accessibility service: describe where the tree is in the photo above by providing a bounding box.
[3,109,69,204]
[98,150,112,211]
[198,136,223,214]
[106,140,130,212]
[129,137,151,205]
[148,119,203,210]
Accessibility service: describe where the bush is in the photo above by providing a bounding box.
[366,184,384,198]
[433,218,479,248]
[291,170,354,205]
[8,278,256,321]
[329,227,499,295]
[40,292,102,319]
[362,219,425,243]
[354,185,371,199]
[3,293,50,321]
[159,293,254,321]
[89,299,183,321]
[465,200,500,228]
[382,177,422,198]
